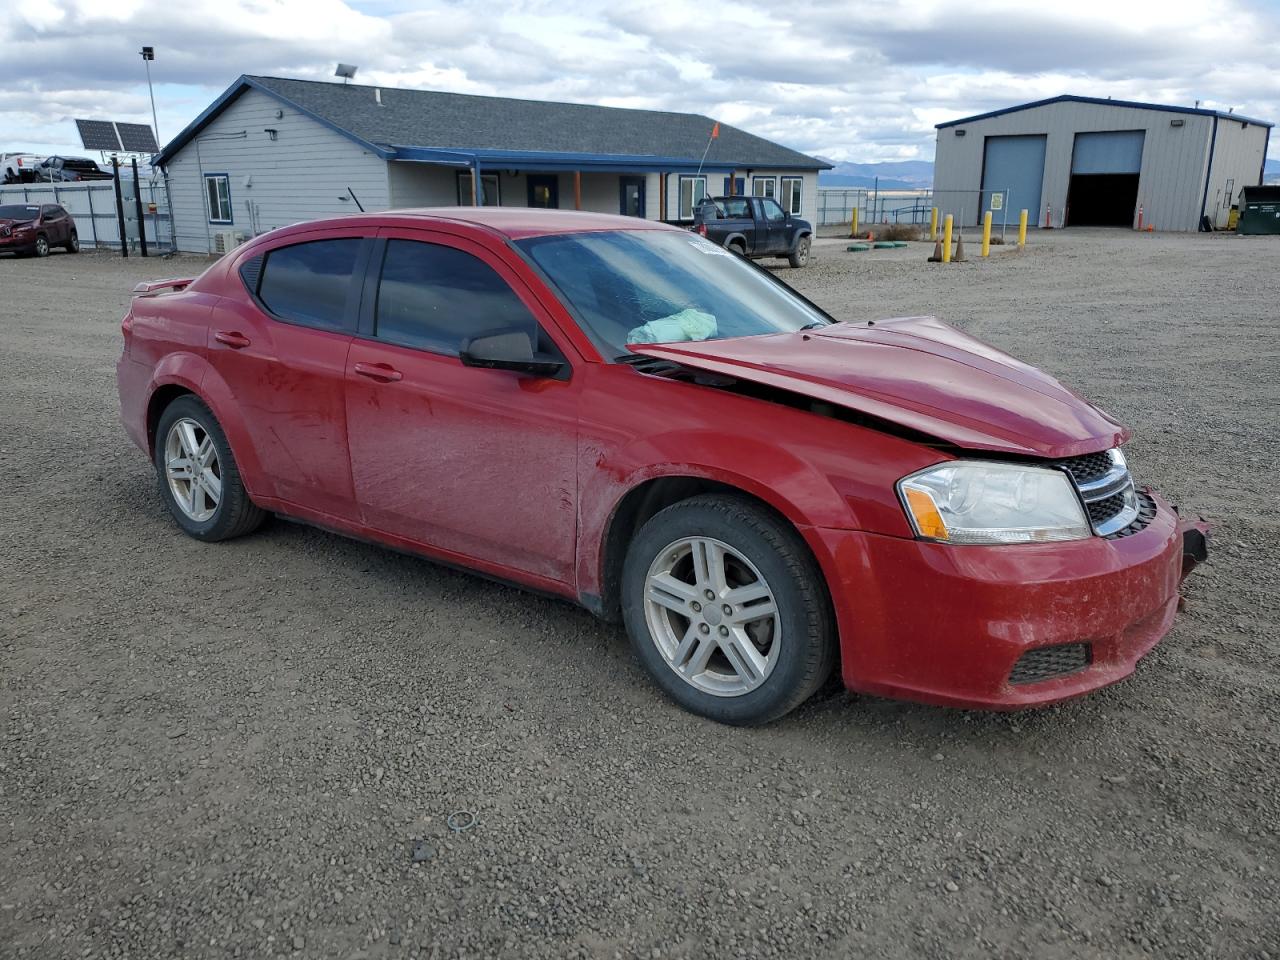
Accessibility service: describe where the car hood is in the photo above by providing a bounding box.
[628,316,1127,459]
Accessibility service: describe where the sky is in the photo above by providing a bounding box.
[2,0,1278,166]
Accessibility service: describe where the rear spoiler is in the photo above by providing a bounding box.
[132,278,194,298]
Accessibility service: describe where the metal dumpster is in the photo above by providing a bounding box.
[1237,185,1280,235]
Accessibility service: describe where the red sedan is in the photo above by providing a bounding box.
[116,209,1207,724]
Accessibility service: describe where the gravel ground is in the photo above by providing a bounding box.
[2,229,1278,959]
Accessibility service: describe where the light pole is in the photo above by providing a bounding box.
[140,46,160,144]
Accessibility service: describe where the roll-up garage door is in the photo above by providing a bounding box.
[1067,130,1145,226]
[981,135,1046,228]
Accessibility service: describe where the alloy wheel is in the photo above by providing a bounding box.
[642,536,781,696]
[34,236,48,257]
[164,417,222,522]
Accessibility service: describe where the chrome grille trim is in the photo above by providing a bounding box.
[1056,448,1141,537]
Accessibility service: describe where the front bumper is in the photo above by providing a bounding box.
[0,233,36,253]
[810,490,1206,710]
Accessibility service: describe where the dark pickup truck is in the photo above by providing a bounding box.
[693,195,813,267]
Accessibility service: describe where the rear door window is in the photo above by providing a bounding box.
[258,238,362,332]
[373,239,546,356]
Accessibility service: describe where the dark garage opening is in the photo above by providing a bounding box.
[1067,173,1139,227]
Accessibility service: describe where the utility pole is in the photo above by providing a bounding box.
[140,46,160,144]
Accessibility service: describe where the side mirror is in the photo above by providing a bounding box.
[459,329,568,379]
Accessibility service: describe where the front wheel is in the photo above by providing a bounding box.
[33,234,49,257]
[787,235,811,268]
[621,495,836,724]
[154,395,265,541]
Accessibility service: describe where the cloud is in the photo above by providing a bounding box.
[1,0,1276,163]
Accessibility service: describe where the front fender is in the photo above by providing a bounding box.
[576,428,854,599]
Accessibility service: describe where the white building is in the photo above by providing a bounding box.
[933,96,1272,232]
[154,76,829,255]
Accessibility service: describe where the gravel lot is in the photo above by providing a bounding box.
[2,229,1278,959]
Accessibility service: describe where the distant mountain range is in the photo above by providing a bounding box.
[821,158,1280,188]
[818,161,934,190]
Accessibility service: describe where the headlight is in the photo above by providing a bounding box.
[898,461,1090,544]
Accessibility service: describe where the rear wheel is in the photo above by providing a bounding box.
[66,230,79,253]
[728,241,747,257]
[621,494,836,724]
[787,235,811,268]
[33,234,49,257]
[154,395,265,542]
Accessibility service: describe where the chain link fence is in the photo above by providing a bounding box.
[0,177,174,253]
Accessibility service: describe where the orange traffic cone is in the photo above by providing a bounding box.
[954,233,968,262]
[928,239,943,262]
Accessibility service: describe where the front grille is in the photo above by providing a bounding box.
[1048,448,1141,537]
[1056,451,1114,486]
[1110,491,1157,539]
[1009,643,1091,685]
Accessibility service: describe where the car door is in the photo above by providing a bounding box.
[344,229,580,586]
[206,230,371,519]
[40,206,64,244]
[760,199,790,253]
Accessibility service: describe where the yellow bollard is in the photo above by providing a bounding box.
[1018,209,1028,247]
[850,206,859,237]
[929,206,939,240]
[942,214,953,263]
[981,211,992,258]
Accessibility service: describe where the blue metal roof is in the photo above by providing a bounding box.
[935,95,1274,130]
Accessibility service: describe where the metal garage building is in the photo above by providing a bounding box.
[932,96,1273,231]
[152,75,829,255]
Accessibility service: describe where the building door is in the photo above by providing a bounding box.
[619,176,646,217]
[981,135,1046,228]
[1066,130,1145,227]
[527,175,559,208]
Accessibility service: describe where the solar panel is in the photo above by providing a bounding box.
[116,122,159,153]
[75,118,122,152]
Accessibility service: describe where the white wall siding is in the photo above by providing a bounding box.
[660,169,818,225]
[934,101,1228,231]
[1203,119,1270,227]
[164,88,391,254]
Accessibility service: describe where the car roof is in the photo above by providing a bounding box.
[272,208,683,242]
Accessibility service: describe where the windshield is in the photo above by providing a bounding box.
[0,205,39,221]
[516,230,829,356]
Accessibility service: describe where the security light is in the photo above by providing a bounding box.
[140,46,155,61]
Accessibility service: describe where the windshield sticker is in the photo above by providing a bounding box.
[687,236,733,257]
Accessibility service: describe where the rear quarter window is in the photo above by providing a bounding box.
[258,239,362,332]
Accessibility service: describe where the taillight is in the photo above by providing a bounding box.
[696,224,707,237]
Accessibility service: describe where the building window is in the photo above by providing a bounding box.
[780,176,803,216]
[752,177,776,199]
[456,172,501,206]
[205,173,232,223]
[678,175,707,220]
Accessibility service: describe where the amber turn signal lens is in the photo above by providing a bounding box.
[903,488,949,540]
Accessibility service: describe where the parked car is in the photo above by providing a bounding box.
[693,195,813,267]
[37,156,113,182]
[116,209,1207,724]
[0,203,80,257]
[1,152,44,184]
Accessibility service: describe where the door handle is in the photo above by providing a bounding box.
[353,361,403,383]
[214,330,252,349]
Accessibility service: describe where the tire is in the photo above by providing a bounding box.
[787,234,811,268]
[728,241,747,257]
[66,230,79,253]
[153,395,265,542]
[33,234,49,257]
[621,494,836,725]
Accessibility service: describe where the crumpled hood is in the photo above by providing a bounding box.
[628,316,1127,459]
